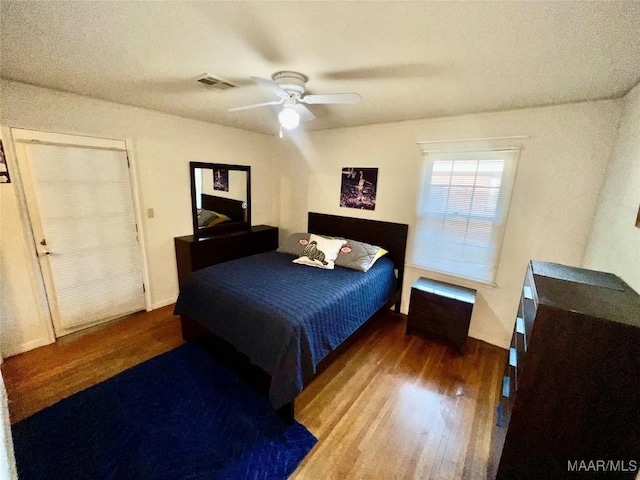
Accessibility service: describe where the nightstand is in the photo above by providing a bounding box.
[406,277,476,354]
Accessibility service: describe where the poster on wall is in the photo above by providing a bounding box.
[213,168,228,191]
[0,140,10,184]
[340,167,378,210]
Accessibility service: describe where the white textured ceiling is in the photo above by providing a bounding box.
[1,1,639,135]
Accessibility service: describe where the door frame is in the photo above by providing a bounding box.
[2,127,152,341]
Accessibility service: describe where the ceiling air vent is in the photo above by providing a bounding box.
[196,73,236,91]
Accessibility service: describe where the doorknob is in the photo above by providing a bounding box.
[42,250,52,256]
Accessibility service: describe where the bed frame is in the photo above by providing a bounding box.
[308,212,408,312]
[180,212,408,421]
[201,194,246,223]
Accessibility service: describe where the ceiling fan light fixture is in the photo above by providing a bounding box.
[228,71,358,130]
[278,105,300,130]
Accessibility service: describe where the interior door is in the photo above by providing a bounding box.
[14,135,145,337]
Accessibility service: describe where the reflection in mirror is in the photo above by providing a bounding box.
[190,162,251,237]
[195,169,248,224]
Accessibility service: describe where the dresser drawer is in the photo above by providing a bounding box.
[406,278,476,354]
[410,294,470,326]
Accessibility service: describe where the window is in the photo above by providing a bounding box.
[410,149,519,284]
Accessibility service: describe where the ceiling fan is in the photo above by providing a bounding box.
[228,71,361,131]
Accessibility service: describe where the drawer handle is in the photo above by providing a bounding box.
[516,317,525,335]
[496,403,506,427]
[502,375,510,398]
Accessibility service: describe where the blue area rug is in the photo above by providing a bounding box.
[12,343,317,479]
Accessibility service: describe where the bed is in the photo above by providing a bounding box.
[174,212,408,419]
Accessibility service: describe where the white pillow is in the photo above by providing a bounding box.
[292,234,346,270]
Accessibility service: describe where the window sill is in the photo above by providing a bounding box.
[405,264,498,290]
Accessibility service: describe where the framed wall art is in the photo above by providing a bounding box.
[213,168,228,191]
[340,167,378,210]
[0,140,10,184]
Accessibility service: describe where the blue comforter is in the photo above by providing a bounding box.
[174,250,396,408]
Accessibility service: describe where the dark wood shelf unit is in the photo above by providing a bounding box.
[174,225,278,289]
[489,261,640,479]
[406,277,476,354]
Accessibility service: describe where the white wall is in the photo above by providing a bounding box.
[279,101,621,348]
[0,375,16,479]
[0,152,54,354]
[583,83,640,293]
[0,78,626,354]
[0,79,283,357]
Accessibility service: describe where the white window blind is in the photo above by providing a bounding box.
[410,149,519,284]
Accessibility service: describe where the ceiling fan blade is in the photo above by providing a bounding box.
[228,99,284,112]
[250,76,290,100]
[294,103,316,122]
[300,93,362,105]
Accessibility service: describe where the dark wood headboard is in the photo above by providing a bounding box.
[308,212,409,310]
[202,194,246,222]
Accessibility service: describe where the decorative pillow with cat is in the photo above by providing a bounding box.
[279,232,387,272]
[292,234,346,270]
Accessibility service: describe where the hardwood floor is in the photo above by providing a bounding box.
[2,305,506,479]
[2,305,184,424]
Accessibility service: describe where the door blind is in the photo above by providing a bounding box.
[26,144,145,332]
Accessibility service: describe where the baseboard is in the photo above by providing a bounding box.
[152,295,178,310]
[467,328,508,350]
[2,336,54,359]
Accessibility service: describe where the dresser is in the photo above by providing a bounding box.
[489,261,640,479]
[174,225,278,289]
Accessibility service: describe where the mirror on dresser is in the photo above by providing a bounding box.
[190,161,251,238]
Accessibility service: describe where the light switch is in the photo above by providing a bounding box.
[146,208,155,219]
